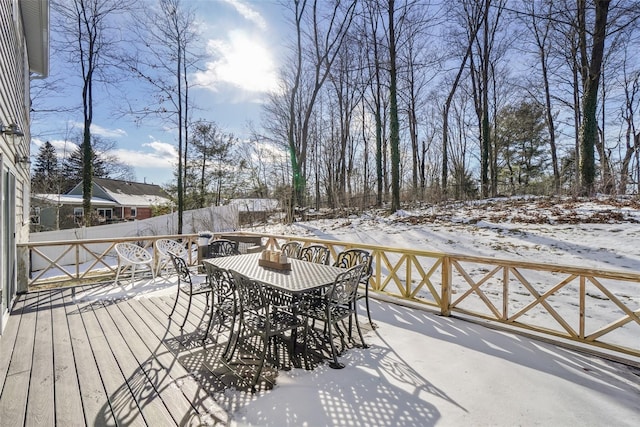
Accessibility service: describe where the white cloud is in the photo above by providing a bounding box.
[221,0,268,30]
[113,138,177,169]
[194,30,278,94]
[91,123,127,138]
[31,138,78,158]
[66,121,128,138]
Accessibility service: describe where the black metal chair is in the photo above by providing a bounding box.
[227,270,307,392]
[281,241,302,259]
[207,239,240,258]
[302,263,367,369]
[299,244,330,265]
[168,252,211,329]
[333,249,374,328]
[202,263,237,352]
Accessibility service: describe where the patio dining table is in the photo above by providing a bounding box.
[202,252,348,370]
[203,252,345,295]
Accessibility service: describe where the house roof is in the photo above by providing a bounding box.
[32,193,114,207]
[19,0,49,77]
[91,177,172,207]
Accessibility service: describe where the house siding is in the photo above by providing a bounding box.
[1,0,47,334]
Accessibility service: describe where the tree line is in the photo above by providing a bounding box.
[33,0,640,230]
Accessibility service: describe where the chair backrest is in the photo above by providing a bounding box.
[327,263,366,306]
[333,249,372,283]
[208,239,240,258]
[169,251,192,285]
[230,270,268,326]
[115,242,152,265]
[156,238,187,259]
[299,244,330,265]
[281,241,302,259]
[204,262,235,303]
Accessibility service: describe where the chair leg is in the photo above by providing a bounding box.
[169,287,181,318]
[221,311,238,360]
[114,263,122,285]
[202,292,215,344]
[130,265,137,285]
[249,333,268,393]
[326,320,344,369]
[180,293,193,329]
[352,313,368,349]
[149,261,156,281]
[364,283,375,329]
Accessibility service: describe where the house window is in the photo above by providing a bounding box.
[73,207,84,224]
[31,207,40,225]
[130,207,137,218]
[97,208,113,221]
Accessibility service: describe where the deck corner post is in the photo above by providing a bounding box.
[441,256,451,316]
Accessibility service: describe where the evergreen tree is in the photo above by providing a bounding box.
[60,142,108,192]
[59,135,134,192]
[496,100,549,194]
[32,141,60,193]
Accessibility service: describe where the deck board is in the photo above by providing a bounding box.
[0,291,38,426]
[114,299,210,426]
[0,290,27,400]
[25,291,55,426]
[77,293,148,427]
[96,298,179,426]
[65,288,117,426]
[52,288,85,426]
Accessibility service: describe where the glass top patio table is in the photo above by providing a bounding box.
[203,252,345,294]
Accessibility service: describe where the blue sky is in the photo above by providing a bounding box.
[31,0,288,187]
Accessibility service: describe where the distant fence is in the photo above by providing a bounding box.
[18,230,640,361]
[28,205,238,271]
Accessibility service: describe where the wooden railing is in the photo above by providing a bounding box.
[18,231,640,360]
[21,234,201,287]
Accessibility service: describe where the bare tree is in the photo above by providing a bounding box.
[53,0,129,226]
[441,0,485,197]
[127,0,200,233]
[283,0,358,213]
[521,0,560,192]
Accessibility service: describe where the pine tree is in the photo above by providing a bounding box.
[32,141,60,193]
[60,141,108,192]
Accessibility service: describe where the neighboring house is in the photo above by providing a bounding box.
[31,177,172,231]
[30,193,115,231]
[0,0,49,334]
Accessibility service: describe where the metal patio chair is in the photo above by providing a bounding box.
[207,239,241,258]
[202,262,238,352]
[299,244,330,265]
[281,241,302,259]
[227,270,307,392]
[333,248,374,328]
[302,263,367,369]
[168,252,211,330]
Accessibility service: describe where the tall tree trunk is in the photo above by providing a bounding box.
[176,40,184,233]
[578,0,610,195]
[480,0,491,198]
[388,0,401,212]
[441,11,483,198]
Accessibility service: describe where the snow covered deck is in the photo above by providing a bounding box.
[1,277,638,426]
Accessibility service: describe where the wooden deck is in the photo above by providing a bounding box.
[0,278,249,426]
[2,277,640,426]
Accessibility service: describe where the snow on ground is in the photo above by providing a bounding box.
[227,196,640,426]
[51,196,640,426]
[246,196,640,272]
